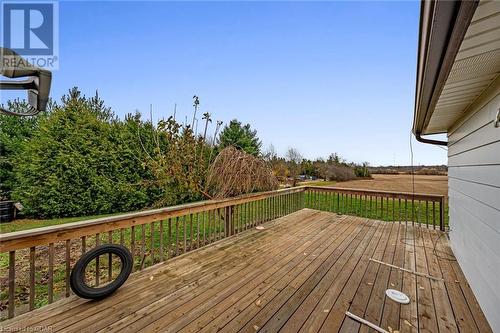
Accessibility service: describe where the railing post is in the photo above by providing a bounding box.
[225,205,234,236]
[439,197,445,231]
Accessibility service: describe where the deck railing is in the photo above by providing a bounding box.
[0,187,305,320]
[305,186,446,230]
[0,185,446,320]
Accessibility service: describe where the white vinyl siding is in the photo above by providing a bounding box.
[448,91,500,332]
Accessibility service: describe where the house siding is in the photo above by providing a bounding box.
[448,91,500,332]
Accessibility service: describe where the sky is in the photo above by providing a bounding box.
[2,0,448,166]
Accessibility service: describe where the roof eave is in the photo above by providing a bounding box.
[413,0,479,136]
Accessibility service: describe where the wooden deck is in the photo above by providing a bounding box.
[1,209,491,332]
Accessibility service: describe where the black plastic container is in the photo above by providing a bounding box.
[0,201,15,223]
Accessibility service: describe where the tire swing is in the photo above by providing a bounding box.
[70,244,133,299]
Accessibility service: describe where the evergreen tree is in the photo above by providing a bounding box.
[11,88,153,217]
[217,119,262,156]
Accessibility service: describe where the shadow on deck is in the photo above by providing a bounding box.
[1,209,492,332]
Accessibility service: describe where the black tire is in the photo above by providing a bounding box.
[70,244,133,299]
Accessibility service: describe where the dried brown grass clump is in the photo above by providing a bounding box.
[206,146,279,199]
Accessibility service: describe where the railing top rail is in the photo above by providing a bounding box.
[306,185,445,201]
[0,186,306,252]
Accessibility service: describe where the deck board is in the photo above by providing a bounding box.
[1,209,492,333]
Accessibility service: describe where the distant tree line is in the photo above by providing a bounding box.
[264,146,371,185]
[368,165,447,175]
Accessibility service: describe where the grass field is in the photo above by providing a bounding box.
[301,174,448,198]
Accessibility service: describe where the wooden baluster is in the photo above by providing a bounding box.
[233,206,237,234]
[426,201,429,228]
[203,212,207,245]
[224,207,229,237]
[66,240,71,296]
[342,193,345,214]
[262,198,267,222]
[213,209,217,241]
[364,195,367,217]
[257,200,264,224]
[380,196,384,220]
[247,201,250,228]
[331,192,337,212]
[29,247,35,311]
[82,236,86,254]
[404,199,408,225]
[286,194,289,213]
[188,214,193,253]
[120,228,124,246]
[95,234,100,285]
[284,194,287,214]
[167,218,172,258]
[356,194,359,215]
[175,216,179,256]
[189,214,194,250]
[262,199,265,221]
[141,225,146,267]
[335,192,339,212]
[209,210,213,242]
[289,193,293,213]
[239,204,242,231]
[357,194,360,216]
[349,194,352,214]
[224,207,228,237]
[108,231,113,281]
[197,212,200,248]
[256,199,259,224]
[216,208,220,239]
[8,251,15,318]
[131,226,135,269]
[48,242,54,302]
[411,198,415,225]
[242,204,245,230]
[268,197,271,220]
[416,200,420,226]
[392,198,395,222]
[216,209,219,238]
[160,220,164,262]
[251,201,254,226]
[272,196,275,219]
[439,198,445,231]
[150,222,155,265]
[288,193,291,214]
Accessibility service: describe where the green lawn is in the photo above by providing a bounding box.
[304,190,448,227]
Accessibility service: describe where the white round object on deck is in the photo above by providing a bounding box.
[385,289,410,304]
